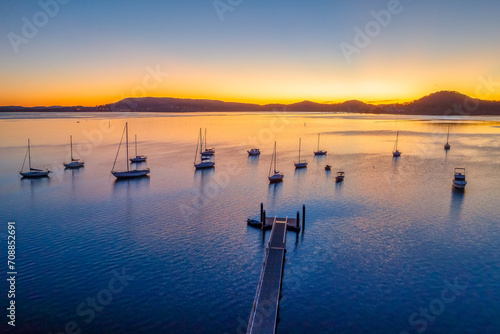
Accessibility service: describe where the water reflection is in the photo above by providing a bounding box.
[247,155,259,166]
[65,166,84,179]
[449,187,465,221]
[112,175,150,191]
[294,166,307,179]
[194,167,215,182]
[335,180,343,192]
[267,181,283,208]
[313,155,327,165]
[20,176,50,190]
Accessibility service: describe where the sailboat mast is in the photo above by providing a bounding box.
[204,128,207,151]
[446,126,450,143]
[317,134,320,151]
[200,128,203,154]
[135,134,138,156]
[194,130,200,164]
[27,139,32,170]
[299,138,301,162]
[274,142,277,173]
[70,135,73,161]
[126,123,129,171]
[396,131,399,150]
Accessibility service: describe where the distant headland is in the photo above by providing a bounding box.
[2,91,500,115]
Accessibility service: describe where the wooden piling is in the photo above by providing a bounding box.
[260,203,264,223]
[302,205,305,230]
[296,211,300,229]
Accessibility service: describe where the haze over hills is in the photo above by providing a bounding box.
[1,91,500,115]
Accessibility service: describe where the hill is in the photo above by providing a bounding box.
[1,91,500,115]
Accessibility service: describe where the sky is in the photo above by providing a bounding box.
[1,0,500,107]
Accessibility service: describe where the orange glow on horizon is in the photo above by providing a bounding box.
[3,89,500,108]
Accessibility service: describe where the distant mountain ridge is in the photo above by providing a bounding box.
[2,91,500,115]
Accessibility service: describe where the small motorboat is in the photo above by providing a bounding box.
[335,171,345,183]
[248,148,260,156]
[452,168,467,189]
[325,165,331,171]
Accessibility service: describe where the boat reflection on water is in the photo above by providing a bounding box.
[113,174,150,189]
[450,187,465,221]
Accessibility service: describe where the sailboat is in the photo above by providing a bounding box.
[63,135,84,169]
[194,128,215,169]
[444,125,451,150]
[111,122,150,178]
[201,129,215,156]
[268,142,284,183]
[294,138,308,168]
[130,134,147,162]
[313,133,327,155]
[392,131,402,157]
[19,139,51,178]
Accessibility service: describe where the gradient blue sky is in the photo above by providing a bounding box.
[1,0,500,106]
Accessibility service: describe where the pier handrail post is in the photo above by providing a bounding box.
[302,205,305,230]
[260,203,264,223]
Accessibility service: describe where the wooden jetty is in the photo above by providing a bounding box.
[246,204,306,334]
[247,217,287,334]
[247,203,305,232]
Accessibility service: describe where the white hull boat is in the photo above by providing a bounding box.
[20,139,51,178]
[194,128,215,169]
[111,122,150,179]
[452,168,467,189]
[268,142,283,183]
[129,134,147,162]
[294,138,308,169]
[64,135,84,169]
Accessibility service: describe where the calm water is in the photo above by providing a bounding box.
[1,112,500,333]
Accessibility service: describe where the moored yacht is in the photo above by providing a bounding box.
[268,142,283,183]
[20,139,51,178]
[64,135,84,169]
[111,123,150,179]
